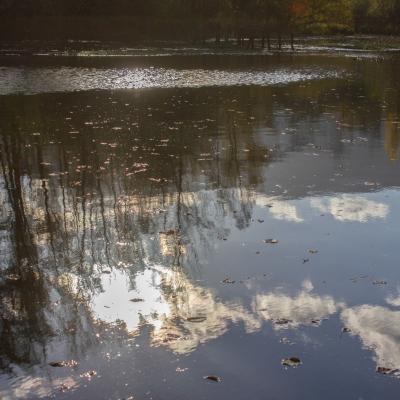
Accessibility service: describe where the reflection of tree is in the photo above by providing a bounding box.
[0,133,49,367]
[0,120,259,370]
[1,69,400,376]
[152,265,261,354]
[384,112,400,161]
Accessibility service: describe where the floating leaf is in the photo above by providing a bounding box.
[376,367,399,375]
[186,316,207,323]
[80,370,97,379]
[5,274,20,281]
[222,278,235,284]
[274,318,292,325]
[130,298,144,302]
[49,360,78,368]
[163,333,181,342]
[265,239,278,244]
[204,375,221,382]
[282,357,301,367]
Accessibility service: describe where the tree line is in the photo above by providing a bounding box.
[0,0,399,42]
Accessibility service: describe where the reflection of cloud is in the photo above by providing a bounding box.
[302,279,314,292]
[152,276,261,354]
[386,293,400,307]
[0,373,78,400]
[341,305,400,370]
[311,195,389,222]
[92,268,171,332]
[268,201,304,223]
[254,195,303,223]
[90,264,261,354]
[91,272,348,353]
[253,285,345,329]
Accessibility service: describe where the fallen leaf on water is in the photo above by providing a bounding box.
[309,249,318,254]
[186,316,207,323]
[257,219,264,223]
[5,274,20,281]
[222,278,235,284]
[130,298,144,302]
[204,375,221,382]
[49,360,78,368]
[282,357,301,367]
[162,333,181,342]
[265,239,278,244]
[376,367,399,375]
[80,370,97,379]
[274,318,292,325]
[60,383,72,392]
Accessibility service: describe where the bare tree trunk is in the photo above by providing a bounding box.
[278,34,282,50]
[290,32,294,51]
[267,34,271,50]
[261,36,265,49]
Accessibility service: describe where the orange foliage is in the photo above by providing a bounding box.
[290,1,307,17]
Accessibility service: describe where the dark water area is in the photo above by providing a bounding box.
[1,46,400,399]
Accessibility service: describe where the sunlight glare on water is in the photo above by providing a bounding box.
[0,66,340,95]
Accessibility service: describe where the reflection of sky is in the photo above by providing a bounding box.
[254,192,390,224]
[311,195,389,223]
[342,305,400,370]
[1,52,400,399]
[253,281,345,329]
[88,265,400,375]
[92,267,171,331]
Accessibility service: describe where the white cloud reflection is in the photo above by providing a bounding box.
[311,195,389,223]
[268,201,304,223]
[254,195,304,223]
[342,305,400,370]
[253,283,345,329]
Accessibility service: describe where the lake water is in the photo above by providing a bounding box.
[1,45,400,399]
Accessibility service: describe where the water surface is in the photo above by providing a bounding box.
[1,47,400,399]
